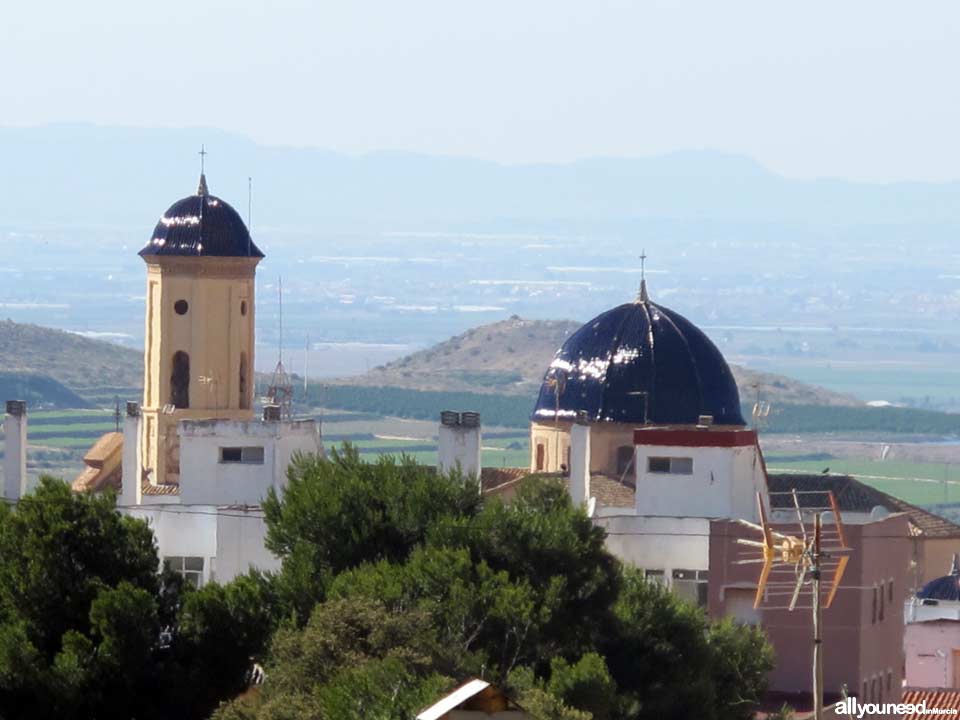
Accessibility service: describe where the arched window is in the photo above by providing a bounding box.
[239,352,249,409]
[171,351,190,409]
[535,443,546,471]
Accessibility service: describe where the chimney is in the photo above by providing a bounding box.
[3,400,27,500]
[437,411,481,479]
[569,419,591,506]
[121,402,142,507]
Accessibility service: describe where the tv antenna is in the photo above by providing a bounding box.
[546,368,568,470]
[266,277,294,420]
[735,491,852,720]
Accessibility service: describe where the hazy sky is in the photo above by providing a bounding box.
[3,1,959,182]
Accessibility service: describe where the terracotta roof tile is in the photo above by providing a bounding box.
[768,473,960,538]
[141,480,181,496]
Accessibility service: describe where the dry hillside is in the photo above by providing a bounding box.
[0,320,142,394]
[339,316,862,408]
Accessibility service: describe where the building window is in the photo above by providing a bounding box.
[886,671,892,693]
[239,352,249,410]
[240,300,248,317]
[861,680,867,701]
[220,446,265,464]
[170,351,190,409]
[647,456,693,475]
[672,569,710,607]
[879,582,885,621]
[164,556,204,588]
[643,569,667,587]
[174,299,189,315]
[535,443,545,472]
[871,586,877,623]
[888,580,893,603]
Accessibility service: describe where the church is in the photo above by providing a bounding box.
[68,171,322,586]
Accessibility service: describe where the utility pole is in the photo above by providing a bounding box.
[812,512,823,720]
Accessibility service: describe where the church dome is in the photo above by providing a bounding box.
[532,283,745,426]
[918,555,960,602]
[139,175,264,259]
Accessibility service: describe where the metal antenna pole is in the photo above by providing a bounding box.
[247,176,253,256]
[812,512,824,720]
[278,277,283,366]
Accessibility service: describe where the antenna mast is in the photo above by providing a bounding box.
[266,277,294,420]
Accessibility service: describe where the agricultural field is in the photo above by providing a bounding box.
[8,406,960,510]
[764,453,960,506]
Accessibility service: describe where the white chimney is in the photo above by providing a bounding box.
[3,400,27,500]
[437,411,481,479]
[121,401,142,506]
[569,421,591,506]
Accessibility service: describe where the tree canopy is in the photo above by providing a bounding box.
[0,478,276,720]
[219,446,774,720]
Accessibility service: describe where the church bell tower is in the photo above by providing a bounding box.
[138,171,264,487]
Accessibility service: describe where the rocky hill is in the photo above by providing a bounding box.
[338,316,861,408]
[0,320,142,406]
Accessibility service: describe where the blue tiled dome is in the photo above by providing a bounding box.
[140,175,264,259]
[918,556,960,602]
[532,286,745,426]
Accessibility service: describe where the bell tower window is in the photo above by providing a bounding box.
[239,352,249,410]
[171,351,190,409]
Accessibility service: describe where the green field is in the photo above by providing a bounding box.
[10,405,960,507]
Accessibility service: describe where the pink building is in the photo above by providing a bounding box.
[710,492,911,708]
[905,557,960,688]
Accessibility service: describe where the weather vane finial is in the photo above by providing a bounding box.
[636,249,649,303]
[197,145,209,196]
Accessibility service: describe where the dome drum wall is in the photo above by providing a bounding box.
[532,300,745,428]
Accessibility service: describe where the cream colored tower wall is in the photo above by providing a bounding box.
[529,421,638,477]
[141,256,259,486]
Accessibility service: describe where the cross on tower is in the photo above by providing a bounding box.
[639,249,647,282]
[198,145,207,174]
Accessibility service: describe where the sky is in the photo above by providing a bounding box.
[2,0,959,182]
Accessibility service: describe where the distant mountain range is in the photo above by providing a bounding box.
[336,316,861,408]
[3,124,960,229]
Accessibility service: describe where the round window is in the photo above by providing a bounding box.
[174,300,189,315]
[240,300,248,317]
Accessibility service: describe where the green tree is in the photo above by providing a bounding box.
[262,446,481,618]
[0,477,278,720]
[252,456,773,720]
[706,617,775,720]
[214,597,452,720]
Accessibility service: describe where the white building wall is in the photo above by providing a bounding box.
[178,419,320,506]
[128,505,219,585]
[127,505,281,585]
[594,515,711,574]
[215,510,281,581]
[634,445,737,518]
